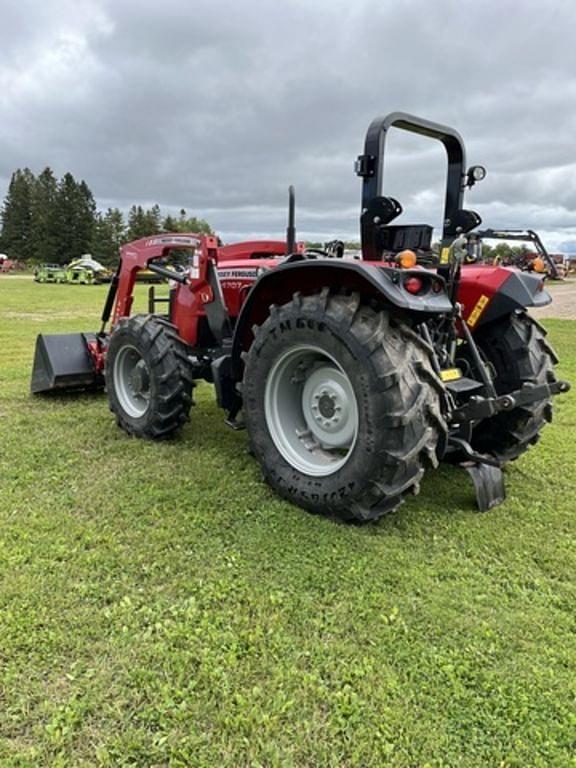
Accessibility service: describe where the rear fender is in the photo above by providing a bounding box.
[458,265,551,330]
[231,260,452,376]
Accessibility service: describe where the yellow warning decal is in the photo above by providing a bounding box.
[440,247,451,265]
[467,294,490,328]
[440,368,462,382]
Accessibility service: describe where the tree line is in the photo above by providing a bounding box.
[0,167,212,266]
[0,167,541,267]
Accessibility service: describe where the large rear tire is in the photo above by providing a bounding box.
[106,315,194,440]
[242,291,447,522]
[466,311,557,461]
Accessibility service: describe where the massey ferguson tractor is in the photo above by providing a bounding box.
[31,112,570,521]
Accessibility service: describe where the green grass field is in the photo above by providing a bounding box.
[1,276,575,767]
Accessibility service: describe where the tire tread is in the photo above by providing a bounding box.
[106,314,195,441]
[244,291,448,522]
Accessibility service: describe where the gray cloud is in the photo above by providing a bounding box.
[1,0,576,247]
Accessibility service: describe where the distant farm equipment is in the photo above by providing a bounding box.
[35,264,93,284]
[472,229,563,279]
[34,264,66,283]
[34,257,113,285]
[0,254,24,273]
[68,256,113,282]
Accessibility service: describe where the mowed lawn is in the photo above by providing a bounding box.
[0,276,574,768]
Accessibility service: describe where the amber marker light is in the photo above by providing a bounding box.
[396,249,417,269]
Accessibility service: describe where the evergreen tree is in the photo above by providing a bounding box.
[91,213,107,263]
[91,208,125,266]
[52,173,77,263]
[0,168,35,260]
[29,167,59,263]
[54,173,96,264]
[190,215,212,235]
[143,204,162,234]
[126,205,148,241]
[162,214,178,232]
[0,168,214,262]
[177,208,189,231]
[174,208,213,234]
[126,204,165,241]
[53,173,96,263]
[75,180,97,254]
[106,207,126,254]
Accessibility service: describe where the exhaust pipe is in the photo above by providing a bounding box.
[31,332,104,394]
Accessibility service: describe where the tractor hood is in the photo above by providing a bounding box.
[458,265,551,329]
[482,269,551,327]
[505,269,551,307]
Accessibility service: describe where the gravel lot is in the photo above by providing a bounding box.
[532,278,576,320]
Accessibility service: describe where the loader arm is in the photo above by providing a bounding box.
[105,233,218,330]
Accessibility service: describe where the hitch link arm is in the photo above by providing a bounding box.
[450,379,570,423]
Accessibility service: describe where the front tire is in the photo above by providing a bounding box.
[106,315,194,440]
[243,291,447,522]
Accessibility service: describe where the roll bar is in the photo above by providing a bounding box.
[356,111,467,238]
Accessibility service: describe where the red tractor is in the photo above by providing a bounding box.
[0,256,15,273]
[31,112,569,521]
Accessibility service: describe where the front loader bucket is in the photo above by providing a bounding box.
[31,333,103,394]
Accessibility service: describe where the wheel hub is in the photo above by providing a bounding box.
[130,362,149,396]
[318,393,337,419]
[114,346,152,418]
[302,366,356,448]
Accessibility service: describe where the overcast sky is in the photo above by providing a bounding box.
[1,0,576,250]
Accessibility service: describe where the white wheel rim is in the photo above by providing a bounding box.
[114,345,151,418]
[264,345,358,477]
